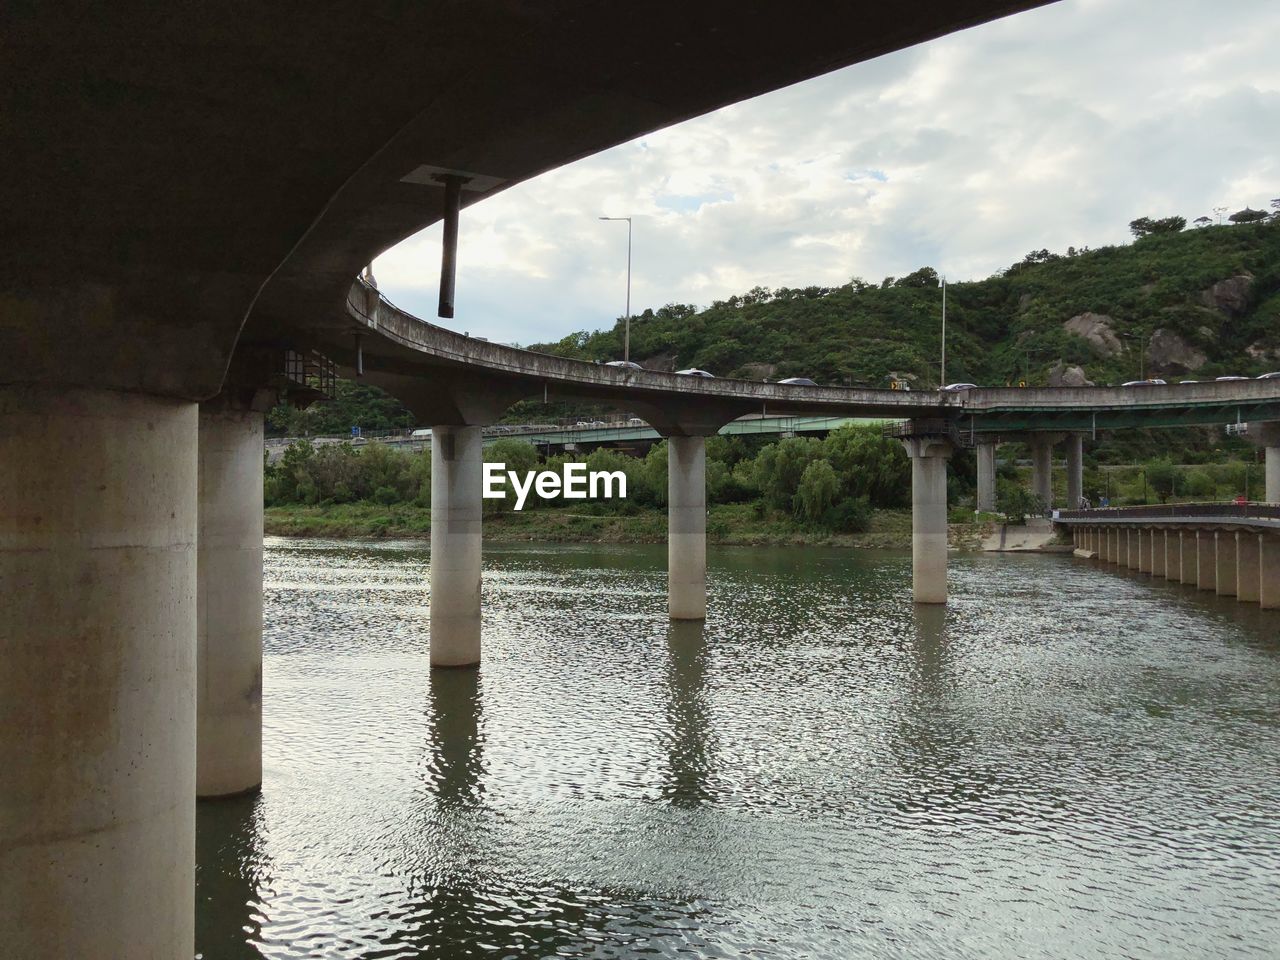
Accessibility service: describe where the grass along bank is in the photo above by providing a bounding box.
[264,502,921,549]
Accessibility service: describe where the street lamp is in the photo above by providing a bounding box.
[599,216,632,361]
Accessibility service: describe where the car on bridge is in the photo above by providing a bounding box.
[676,368,715,378]
[605,360,642,370]
[1259,372,1280,379]
[940,382,979,392]
[778,377,818,386]
[1121,378,1167,386]
[1216,375,1250,381]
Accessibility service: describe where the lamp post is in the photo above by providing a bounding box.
[599,216,632,361]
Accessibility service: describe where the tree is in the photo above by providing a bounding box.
[996,479,1044,524]
[1128,215,1185,239]
[793,460,839,523]
[1193,216,1212,228]
[822,424,910,508]
[1144,458,1178,503]
[895,266,940,288]
[1228,208,1268,224]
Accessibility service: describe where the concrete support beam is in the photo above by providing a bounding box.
[976,442,997,513]
[1196,531,1216,591]
[431,425,483,667]
[1150,529,1167,578]
[1215,531,1238,597]
[1065,434,1083,509]
[1268,446,1280,503]
[1,385,196,959]
[197,407,264,798]
[1164,529,1180,581]
[1261,537,1280,609]
[1137,528,1152,574]
[1126,528,1138,570]
[1237,532,1261,603]
[668,435,708,620]
[1030,436,1054,509]
[902,436,954,604]
[1110,528,1121,564]
[1179,531,1198,585]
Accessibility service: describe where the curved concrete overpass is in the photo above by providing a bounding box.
[338,279,1280,434]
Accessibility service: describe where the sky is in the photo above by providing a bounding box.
[372,0,1280,347]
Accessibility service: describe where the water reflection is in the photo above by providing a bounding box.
[195,795,269,960]
[424,669,487,811]
[660,620,716,807]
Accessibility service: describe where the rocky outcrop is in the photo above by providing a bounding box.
[1199,275,1254,317]
[1247,341,1280,363]
[1047,361,1094,387]
[1063,312,1122,356]
[740,362,777,380]
[640,352,678,373]
[1146,328,1206,374]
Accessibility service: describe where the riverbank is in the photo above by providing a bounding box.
[264,502,935,548]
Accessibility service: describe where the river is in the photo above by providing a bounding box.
[196,539,1280,959]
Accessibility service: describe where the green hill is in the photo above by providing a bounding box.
[529,216,1280,389]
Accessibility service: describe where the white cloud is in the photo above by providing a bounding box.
[375,0,1280,346]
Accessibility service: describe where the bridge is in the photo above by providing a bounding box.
[1056,505,1280,607]
[6,2,1280,957]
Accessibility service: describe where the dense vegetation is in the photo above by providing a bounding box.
[265,424,917,536]
[527,214,1280,390]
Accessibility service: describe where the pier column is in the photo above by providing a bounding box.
[1126,528,1138,569]
[903,436,954,604]
[1164,529,1179,581]
[431,425,483,667]
[976,442,997,513]
[1065,434,1084,508]
[1215,530,1238,597]
[1261,537,1280,609]
[1138,528,1152,574]
[1150,529,1167,578]
[1236,532,1261,603]
[1196,530,1216,591]
[1,385,196,959]
[1029,435,1054,509]
[1109,528,1120,563]
[1268,446,1280,503]
[668,435,708,620]
[197,406,264,797]
[1179,531,1198,584]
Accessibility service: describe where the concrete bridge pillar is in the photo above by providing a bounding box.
[1,385,196,959]
[1236,532,1261,603]
[197,405,264,797]
[902,436,954,604]
[1126,528,1138,569]
[431,425,484,667]
[1261,537,1280,609]
[1065,434,1084,508]
[1164,529,1180,581]
[1196,530,1216,591]
[976,442,997,513]
[668,435,708,620]
[1029,435,1054,509]
[1138,528,1153,574]
[1268,446,1280,503]
[1215,531,1238,597]
[1179,531,1198,585]
[1150,529,1167,578]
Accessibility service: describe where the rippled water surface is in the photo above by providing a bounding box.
[197,539,1280,959]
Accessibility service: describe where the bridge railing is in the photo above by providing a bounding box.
[1057,502,1280,522]
[882,418,975,448]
